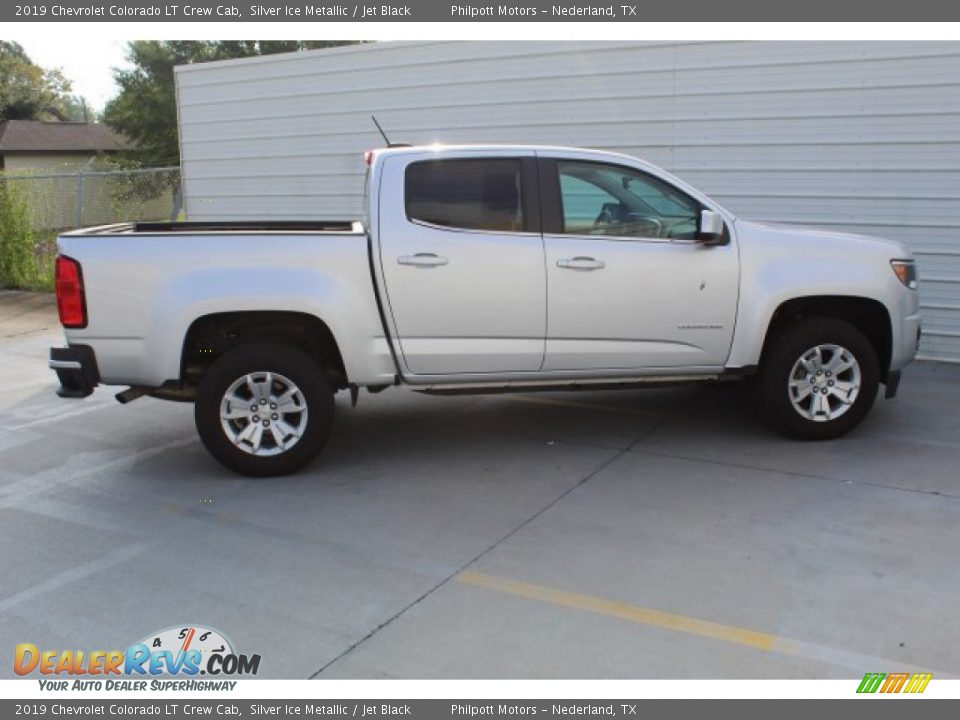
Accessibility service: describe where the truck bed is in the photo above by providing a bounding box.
[56,220,396,389]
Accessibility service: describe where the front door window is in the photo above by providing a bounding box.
[557,161,700,240]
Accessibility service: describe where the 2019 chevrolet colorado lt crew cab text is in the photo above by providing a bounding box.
[50,145,921,476]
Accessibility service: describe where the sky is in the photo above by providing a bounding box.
[18,38,132,113]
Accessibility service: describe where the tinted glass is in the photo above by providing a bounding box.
[557,161,700,239]
[406,159,524,232]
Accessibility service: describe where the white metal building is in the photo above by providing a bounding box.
[174,41,960,362]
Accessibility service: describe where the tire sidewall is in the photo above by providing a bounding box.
[195,342,334,476]
[760,317,880,440]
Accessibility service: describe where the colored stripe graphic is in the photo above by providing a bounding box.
[904,673,933,694]
[881,672,909,693]
[858,672,932,694]
[857,673,886,693]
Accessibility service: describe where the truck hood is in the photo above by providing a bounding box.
[734,219,912,259]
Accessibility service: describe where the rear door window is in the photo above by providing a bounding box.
[405,159,524,233]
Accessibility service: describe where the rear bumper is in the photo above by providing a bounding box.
[49,345,100,398]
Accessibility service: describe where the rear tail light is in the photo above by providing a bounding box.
[55,255,87,328]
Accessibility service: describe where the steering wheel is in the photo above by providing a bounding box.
[593,206,617,230]
[627,215,664,238]
[594,209,664,238]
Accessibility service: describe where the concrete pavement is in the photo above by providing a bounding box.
[0,292,957,679]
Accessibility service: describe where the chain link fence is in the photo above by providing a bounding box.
[0,166,182,231]
[0,165,181,290]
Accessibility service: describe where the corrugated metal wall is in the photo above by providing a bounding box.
[175,41,960,362]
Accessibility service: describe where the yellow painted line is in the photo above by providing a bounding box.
[457,571,950,675]
[507,394,658,418]
[458,570,775,652]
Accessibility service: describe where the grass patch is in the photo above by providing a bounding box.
[0,180,55,292]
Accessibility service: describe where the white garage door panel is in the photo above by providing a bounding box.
[179,89,960,139]
[183,114,960,149]
[176,40,960,361]
[916,254,960,277]
[175,43,960,98]
[186,175,361,196]
[182,155,361,179]
[923,279,960,303]
[670,143,960,170]
[688,171,960,197]
[716,198,960,228]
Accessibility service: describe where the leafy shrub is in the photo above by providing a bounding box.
[0,178,53,291]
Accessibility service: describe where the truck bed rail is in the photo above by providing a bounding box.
[134,220,360,233]
[61,221,365,237]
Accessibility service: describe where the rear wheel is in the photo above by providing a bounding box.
[758,317,879,440]
[195,343,334,476]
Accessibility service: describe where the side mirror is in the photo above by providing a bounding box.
[697,210,728,245]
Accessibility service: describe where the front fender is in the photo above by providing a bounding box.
[727,239,900,369]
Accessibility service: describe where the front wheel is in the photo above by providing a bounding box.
[195,342,334,476]
[758,317,879,440]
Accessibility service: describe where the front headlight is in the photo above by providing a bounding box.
[891,259,918,290]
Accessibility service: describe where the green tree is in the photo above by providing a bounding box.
[0,41,72,121]
[62,94,96,123]
[103,41,361,167]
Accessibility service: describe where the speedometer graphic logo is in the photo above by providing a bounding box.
[133,624,259,676]
[139,625,234,671]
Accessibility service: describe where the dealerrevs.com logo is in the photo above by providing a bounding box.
[14,625,261,690]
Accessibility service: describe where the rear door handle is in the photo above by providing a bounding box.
[398,253,449,267]
[557,256,605,270]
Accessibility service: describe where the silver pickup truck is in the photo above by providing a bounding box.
[50,145,921,476]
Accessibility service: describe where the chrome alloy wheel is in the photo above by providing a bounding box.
[219,372,308,456]
[788,344,862,423]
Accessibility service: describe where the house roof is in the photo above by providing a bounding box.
[0,120,130,153]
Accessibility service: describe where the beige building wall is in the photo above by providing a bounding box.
[2,153,98,174]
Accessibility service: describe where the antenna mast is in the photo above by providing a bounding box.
[371,115,391,146]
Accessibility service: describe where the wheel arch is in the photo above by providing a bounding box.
[759,296,893,382]
[180,311,348,391]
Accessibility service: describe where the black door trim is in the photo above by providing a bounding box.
[536,157,563,235]
[521,156,542,235]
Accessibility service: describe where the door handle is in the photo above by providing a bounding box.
[557,256,605,270]
[398,253,449,267]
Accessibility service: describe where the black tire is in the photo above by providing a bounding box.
[195,342,334,476]
[758,316,879,440]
